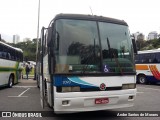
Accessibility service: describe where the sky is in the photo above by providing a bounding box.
[0,0,160,43]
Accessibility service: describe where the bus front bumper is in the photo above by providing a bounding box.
[54,89,136,114]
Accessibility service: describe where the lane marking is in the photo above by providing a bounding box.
[13,86,36,88]
[18,88,30,97]
[137,92,144,94]
[8,88,30,97]
[8,96,28,97]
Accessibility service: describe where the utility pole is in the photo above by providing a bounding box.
[35,0,40,80]
[36,0,40,63]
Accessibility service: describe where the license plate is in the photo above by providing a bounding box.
[95,98,109,104]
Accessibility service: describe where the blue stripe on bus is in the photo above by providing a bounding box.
[68,77,96,87]
[53,75,97,88]
[146,76,160,83]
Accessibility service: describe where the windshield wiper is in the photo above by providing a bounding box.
[81,48,95,74]
[106,38,123,75]
[81,39,97,74]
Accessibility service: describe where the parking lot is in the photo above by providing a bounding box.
[0,79,160,120]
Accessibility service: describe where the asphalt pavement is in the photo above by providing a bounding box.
[0,79,160,120]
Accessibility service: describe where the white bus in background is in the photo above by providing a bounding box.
[38,14,137,113]
[135,49,160,84]
[0,41,23,88]
[27,61,36,67]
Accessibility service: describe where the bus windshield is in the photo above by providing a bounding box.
[54,19,135,74]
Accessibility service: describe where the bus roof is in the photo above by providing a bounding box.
[52,14,128,26]
[138,49,160,54]
[0,41,23,53]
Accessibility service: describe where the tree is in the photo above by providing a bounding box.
[158,34,160,40]
[8,38,37,61]
[136,39,144,50]
[0,34,6,43]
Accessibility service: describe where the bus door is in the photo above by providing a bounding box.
[40,27,45,109]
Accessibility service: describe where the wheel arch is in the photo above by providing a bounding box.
[10,73,15,84]
[8,73,15,88]
[137,73,147,84]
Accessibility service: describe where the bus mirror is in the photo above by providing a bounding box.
[55,31,60,51]
[131,38,137,55]
[47,27,53,47]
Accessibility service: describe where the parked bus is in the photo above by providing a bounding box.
[135,49,160,84]
[38,14,137,113]
[0,41,23,88]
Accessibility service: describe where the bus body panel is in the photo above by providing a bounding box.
[53,76,136,113]
[146,76,160,83]
[0,59,22,86]
[39,14,137,113]
[54,87,136,113]
[0,41,23,87]
[53,76,135,91]
[135,49,160,83]
[136,63,160,83]
[0,72,11,86]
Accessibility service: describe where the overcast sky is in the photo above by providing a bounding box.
[0,0,160,42]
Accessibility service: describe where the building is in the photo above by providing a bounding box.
[147,31,158,40]
[13,34,20,44]
[133,32,145,41]
[23,38,31,42]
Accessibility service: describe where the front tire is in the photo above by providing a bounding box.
[137,75,146,84]
[8,75,14,88]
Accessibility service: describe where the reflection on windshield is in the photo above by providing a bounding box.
[54,19,135,74]
[99,22,134,73]
[105,37,123,75]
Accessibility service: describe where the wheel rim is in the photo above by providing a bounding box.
[139,76,145,83]
[9,77,13,87]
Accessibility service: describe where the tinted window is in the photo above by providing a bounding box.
[55,19,101,73]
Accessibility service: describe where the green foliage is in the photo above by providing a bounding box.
[138,38,160,50]
[8,39,38,61]
[7,37,160,61]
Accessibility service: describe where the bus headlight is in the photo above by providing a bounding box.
[122,83,136,89]
[61,86,80,92]
[71,86,80,92]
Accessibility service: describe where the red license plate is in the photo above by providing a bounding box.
[95,98,109,104]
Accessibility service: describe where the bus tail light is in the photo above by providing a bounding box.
[122,83,136,89]
[62,86,80,92]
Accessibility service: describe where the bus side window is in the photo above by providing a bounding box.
[150,53,157,63]
[135,54,139,63]
[11,56,14,60]
[6,53,11,59]
[11,49,15,61]
[153,58,158,63]
[2,52,6,58]
[0,52,2,58]
[139,54,144,63]
[156,53,160,63]
[144,53,150,63]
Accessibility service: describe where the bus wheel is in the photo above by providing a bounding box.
[138,75,146,84]
[8,75,14,88]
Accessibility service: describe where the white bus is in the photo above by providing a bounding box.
[38,14,137,113]
[135,49,160,84]
[0,41,23,88]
